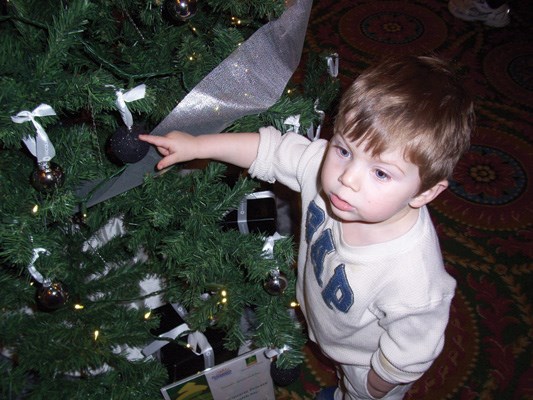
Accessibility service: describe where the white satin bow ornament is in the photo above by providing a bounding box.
[11,104,57,163]
[114,84,146,130]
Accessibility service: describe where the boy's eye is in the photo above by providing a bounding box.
[375,169,390,181]
[336,146,351,159]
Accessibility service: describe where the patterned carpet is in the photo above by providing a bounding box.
[276,1,533,399]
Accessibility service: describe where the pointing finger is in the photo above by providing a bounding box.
[139,134,164,146]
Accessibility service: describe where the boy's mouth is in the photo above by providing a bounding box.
[330,193,354,212]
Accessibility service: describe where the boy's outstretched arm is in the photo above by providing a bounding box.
[139,131,260,171]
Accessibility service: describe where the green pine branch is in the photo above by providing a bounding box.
[0,1,341,397]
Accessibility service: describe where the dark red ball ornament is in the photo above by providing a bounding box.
[30,161,65,193]
[264,270,288,296]
[164,0,198,22]
[36,280,69,311]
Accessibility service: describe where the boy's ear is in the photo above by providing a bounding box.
[409,180,448,209]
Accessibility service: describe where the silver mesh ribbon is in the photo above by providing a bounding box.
[77,0,313,208]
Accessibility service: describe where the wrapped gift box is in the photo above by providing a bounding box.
[146,304,238,383]
[221,190,277,235]
[160,328,238,383]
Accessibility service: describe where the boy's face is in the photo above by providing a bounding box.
[321,134,423,226]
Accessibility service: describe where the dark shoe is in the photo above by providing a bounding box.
[314,386,336,400]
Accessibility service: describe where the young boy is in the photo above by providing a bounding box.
[140,55,474,400]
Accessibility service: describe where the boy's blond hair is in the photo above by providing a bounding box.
[334,55,475,194]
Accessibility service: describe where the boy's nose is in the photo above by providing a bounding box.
[339,167,361,191]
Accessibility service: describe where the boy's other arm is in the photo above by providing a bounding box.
[139,131,260,171]
[367,368,397,398]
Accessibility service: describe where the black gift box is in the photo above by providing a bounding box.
[221,191,277,235]
[151,304,238,383]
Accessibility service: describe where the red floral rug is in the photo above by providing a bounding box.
[277,0,533,399]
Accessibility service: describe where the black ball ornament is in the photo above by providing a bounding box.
[164,0,198,22]
[108,124,150,164]
[36,280,69,311]
[270,361,301,387]
[30,161,65,193]
[264,270,288,296]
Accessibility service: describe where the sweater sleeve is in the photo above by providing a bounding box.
[370,293,455,384]
[248,127,317,192]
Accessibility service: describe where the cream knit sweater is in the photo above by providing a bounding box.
[249,127,456,385]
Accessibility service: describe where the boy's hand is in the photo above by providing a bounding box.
[140,131,260,171]
[367,368,397,398]
[139,131,198,170]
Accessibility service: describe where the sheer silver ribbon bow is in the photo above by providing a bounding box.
[76,0,313,208]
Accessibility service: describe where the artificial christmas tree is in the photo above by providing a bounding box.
[0,0,339,398]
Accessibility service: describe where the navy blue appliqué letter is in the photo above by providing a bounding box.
[306,200,325,244]
[311,229,334,286]
[322,264,354,313]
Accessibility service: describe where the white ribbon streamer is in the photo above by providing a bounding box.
[326,53,339,78]
[82,216,126,252]
[137,275,164,310]
[284,114,301,134]
[171,303,189,319]
[141,322,215,369]
[188,331,215,370]
[114,84,146,130]
[11,104,57,163]
[81,216,165,309]
[261,232,284,260]
[264,344,291,359]
[305,54,336,141]
[307,99,325,141]
[27,248,50,284]
[142,323,189,356]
